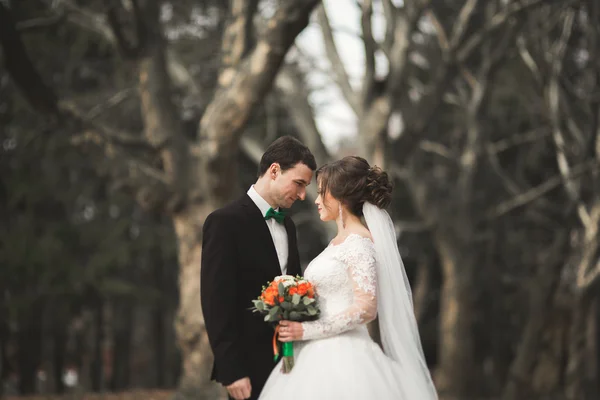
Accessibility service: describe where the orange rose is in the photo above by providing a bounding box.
[262,292,276,306]
[289,287,298,296]
[278,296,285,303]
[297,283,309,296]
[261,286,278,306]
[307,287,315,298]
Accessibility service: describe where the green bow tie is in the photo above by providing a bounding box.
[265,207,286,223]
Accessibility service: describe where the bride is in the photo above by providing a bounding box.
[259,156,438,399]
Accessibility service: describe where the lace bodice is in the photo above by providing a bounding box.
[301,234,377,340]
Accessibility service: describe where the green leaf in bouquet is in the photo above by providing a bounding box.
[252,300,265,311]
[289,311,300,320]
[283,310,290,320]
[292,294,301,305]
[303,297,315,306]
[278,282,285,296]
[269,305,280,317]
[307,306,318,316]
[280,301,292,310]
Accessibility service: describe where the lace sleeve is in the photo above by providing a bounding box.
[301,239,377,340]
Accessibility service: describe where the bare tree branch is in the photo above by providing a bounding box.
[59,0,118,43]
[397,0,548,163]
[219,0,259,83]
[544,10,592,228]
[198,0,320,200]
[57,2,201,95]
[381,0,397,55]
[106,0,137,58]
[0,1,170,190]
[361,0,377,106]
[84,88,135,120]
[486,129,552,154]
[276,64,331,167]
[316,4,361,115]
[425,9,450,52]
[457,0,550,63]
[575,203,600,291]
[16,12,66,31]
[387,5,425,95]
[419,140,456,159]
[0,2,58,115]
[517,35,544,87]
[449,0,480,51]
[486,160,599,219]
[60,101,156,151]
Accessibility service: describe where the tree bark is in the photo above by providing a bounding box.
[432,230,484,398]
[529,304,570,397]
[502,233,568,400]
[152,242,167,389]
[17,301,44,395]
[110,300,133,391]
[51,317,67,394]
[90,298,104,392]
[566,293,600,400]
[172,205,223,399]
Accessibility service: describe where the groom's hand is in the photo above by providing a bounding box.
[226,377,251,400]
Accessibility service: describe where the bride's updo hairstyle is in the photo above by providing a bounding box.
[316,156,392,217]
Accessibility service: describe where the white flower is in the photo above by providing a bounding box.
[273,275,295,287]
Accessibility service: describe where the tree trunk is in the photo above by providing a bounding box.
[433,231,484,399]
[413,254,433,324]
[153,239,167,389]
[566,293,600,400]
[529,303,570,398]
[502,234,568,400]
[52,318,67,394]
[90,299,104,392]
[173,204,225,400]
[17,301,44,395]
[0,311,10,394]
[110,300,133,391]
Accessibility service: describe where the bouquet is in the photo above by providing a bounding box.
[251,275,320,373]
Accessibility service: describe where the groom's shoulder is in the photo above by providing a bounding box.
[205,196,247,222]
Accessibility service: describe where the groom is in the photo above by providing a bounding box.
[201,136,316,400]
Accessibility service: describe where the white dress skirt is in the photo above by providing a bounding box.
[259,234,426,399]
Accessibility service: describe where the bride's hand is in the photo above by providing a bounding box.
[278,320,303,342]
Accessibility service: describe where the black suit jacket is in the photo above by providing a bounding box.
[200,194,302,398]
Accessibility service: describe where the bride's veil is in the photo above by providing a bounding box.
[363,202,438,399]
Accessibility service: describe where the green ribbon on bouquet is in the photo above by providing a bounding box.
[282,342,293,357]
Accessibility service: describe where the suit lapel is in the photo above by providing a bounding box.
[240,195,282,277]
[283,217,298,275]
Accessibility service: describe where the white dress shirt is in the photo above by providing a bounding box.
[247,186,289,275]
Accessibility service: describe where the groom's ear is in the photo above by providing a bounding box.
[268,163,280,179]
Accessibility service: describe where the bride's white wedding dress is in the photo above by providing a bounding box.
[259,233,431,399]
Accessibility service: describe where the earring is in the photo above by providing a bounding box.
[338,203,345,228]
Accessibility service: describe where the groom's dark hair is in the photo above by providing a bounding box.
[258,136,317,177]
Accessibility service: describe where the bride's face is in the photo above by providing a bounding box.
[315,183,339,222]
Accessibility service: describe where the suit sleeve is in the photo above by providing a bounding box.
[200,212,248,385]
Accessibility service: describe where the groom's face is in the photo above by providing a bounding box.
[271,162,313,209]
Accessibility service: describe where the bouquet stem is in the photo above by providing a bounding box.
[281,342,294,373]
